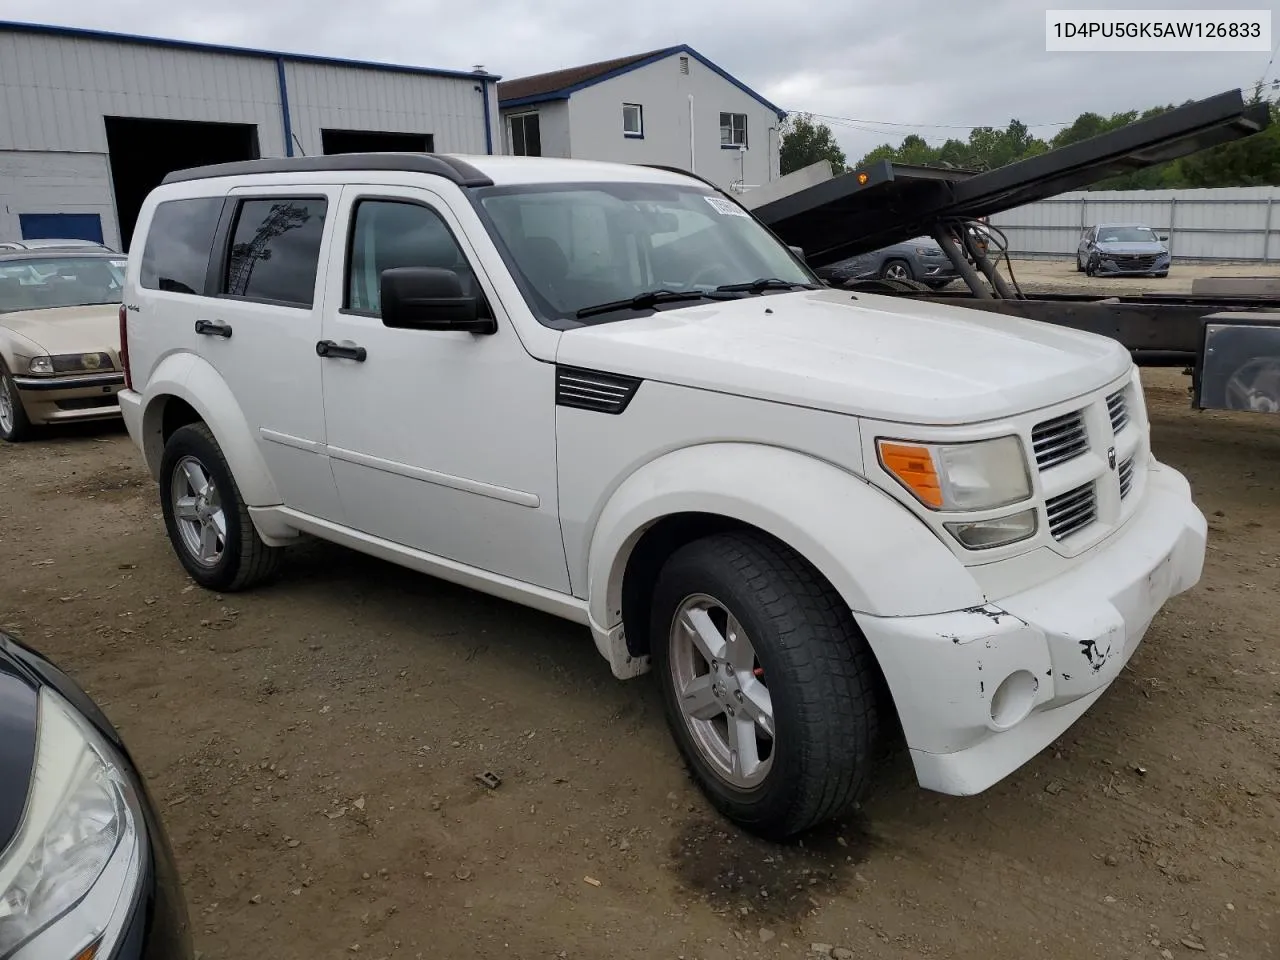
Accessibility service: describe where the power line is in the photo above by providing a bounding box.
[1259,36,1280,84]
[800,111,1074,131]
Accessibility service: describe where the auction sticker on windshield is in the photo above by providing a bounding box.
[703,196,749,217]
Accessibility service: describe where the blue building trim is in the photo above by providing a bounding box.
[0,19,502,82]
[479,80,493,154]
[497,44,785,120]
[275,57,294,157]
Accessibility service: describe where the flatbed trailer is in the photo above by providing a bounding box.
[749,89,1280,414]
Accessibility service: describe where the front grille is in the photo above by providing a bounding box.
[1118,457,1135,499]
[1105,254,1158,270]
[1047,482,1097,540]
[1107,389,1130,434]
[1032,410,1088,470]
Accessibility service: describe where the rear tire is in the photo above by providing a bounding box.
[159,422,282,591]
[649,531,883,840]
[0,362,35,442]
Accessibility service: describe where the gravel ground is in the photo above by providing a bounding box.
[0,368,1277,960]
[999,257,1279,296]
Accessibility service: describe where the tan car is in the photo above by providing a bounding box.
[0,249,128,442]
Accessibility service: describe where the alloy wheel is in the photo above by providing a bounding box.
[170,455,227,566]
[668,593,775,789]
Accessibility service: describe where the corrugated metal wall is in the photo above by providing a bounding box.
[285,62,491,157]
[0,26,497,245]
[0,31,285,154]
[988,187,1280,262]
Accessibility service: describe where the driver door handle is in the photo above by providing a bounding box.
[316,339,367,362]
[194,318,232,338]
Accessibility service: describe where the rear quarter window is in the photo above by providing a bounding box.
[139,197,224,295]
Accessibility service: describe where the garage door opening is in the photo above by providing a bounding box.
[321,129,434,155]
[105,116,260,251]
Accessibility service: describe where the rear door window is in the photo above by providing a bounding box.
[223,198,328,308]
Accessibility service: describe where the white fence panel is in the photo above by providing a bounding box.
[988,187,1280,262]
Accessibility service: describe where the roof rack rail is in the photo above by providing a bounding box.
[161,153,494,187]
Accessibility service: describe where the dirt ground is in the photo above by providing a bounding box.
[1,367,1277,960]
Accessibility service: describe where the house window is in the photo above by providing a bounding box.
[509,112,542,157]
[622,103,644,138]
[720,112,748,148]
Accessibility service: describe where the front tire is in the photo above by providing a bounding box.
[0,362,35,442]
[649,531,883,839]
[159,422,282,591]
[880,259,913,282]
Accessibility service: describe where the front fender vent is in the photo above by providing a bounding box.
[555,366,642,415]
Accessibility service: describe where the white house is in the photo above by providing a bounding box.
[497,45,786,193]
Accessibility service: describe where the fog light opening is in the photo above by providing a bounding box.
[989,669,1039,731]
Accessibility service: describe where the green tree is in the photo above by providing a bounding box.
[850,89,1280,189]
[779,114,847,175]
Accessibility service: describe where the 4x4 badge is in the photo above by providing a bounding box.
[1107,446,1117,470]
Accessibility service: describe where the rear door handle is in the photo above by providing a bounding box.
[195,319,232,338]
[316,339,367,362]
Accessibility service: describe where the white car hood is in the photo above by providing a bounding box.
[555,288,1131,425]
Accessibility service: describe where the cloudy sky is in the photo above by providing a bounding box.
[6,0,1279,163]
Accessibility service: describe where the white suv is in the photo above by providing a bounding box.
[116,153,1207,838]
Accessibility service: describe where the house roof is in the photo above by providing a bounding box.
[497,44,786,119]
[0,19,501,82]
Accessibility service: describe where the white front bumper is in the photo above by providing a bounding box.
[857,460,1206,795]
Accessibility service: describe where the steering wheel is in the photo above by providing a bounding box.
[686,262,734,289]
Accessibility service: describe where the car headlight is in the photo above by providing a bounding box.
[876,435,1032,511]
[25,356,53,375]
[0,687,145,959]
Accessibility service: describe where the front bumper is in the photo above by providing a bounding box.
[857,461,1206,795]
[1093,255,1170,276]
[12,371,124,424]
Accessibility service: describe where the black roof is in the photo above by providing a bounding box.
[161,153,495,187]
[754,88,1270,267]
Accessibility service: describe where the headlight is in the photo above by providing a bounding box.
[876,435,1032,511]
[0,687,145,959]
[25,354,110,376]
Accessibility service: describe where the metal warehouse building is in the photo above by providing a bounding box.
[0,21,500,250]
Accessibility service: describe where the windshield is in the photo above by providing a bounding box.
[471,181,817,325]
[1097,227,1160,244]
[0,257,127,313]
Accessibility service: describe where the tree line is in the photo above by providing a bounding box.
[779,86,1280,190]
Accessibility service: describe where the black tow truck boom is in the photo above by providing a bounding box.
[749,88,1280,415]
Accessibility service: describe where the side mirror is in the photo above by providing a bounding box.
[379,267,496,334]
[1158,235,1169,242]
[788,245,806,261]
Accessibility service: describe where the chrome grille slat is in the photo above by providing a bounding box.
[1107,390,1130,434]
[1046,482,1097,540]
[1032,410,1088,470]
[1118,457,1135,499]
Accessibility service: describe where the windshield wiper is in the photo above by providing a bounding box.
[575,289,736,320]
[714,278,816,294]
